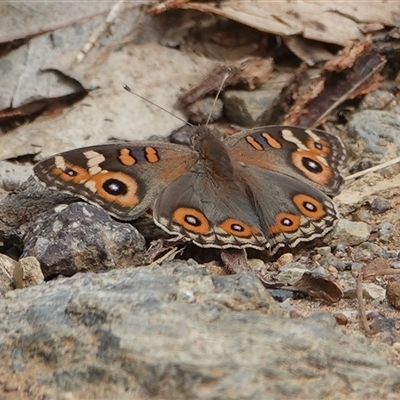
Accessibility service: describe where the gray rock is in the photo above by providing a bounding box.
[359,90,396,111]
[319,253,350,272]
[347,110,400,155]
[370,197,391,215]
[0,177,76,248]
[379,222,394,237]
[363,282,386,301]
[22,202,146,277]
[0,161,32,194]
[351,248,373,262]
[13,256,44,288]
[0,253,16,292]
[223,89,281,127]
[223,72,292,127]
[360,242,388,259]
[316,246,332,256]
[187,97,223,124]
[329,219,371,246]
[351,262,365,274]
[275,262,308,285]
[0,261,399,399]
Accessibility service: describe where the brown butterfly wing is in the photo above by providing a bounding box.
[33,142,197,220]
[225,126,345,195]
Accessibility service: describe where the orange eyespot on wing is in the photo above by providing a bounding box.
[291,151,332,185]
[90,172,139,208]
[218,218,261,238]
[293,194,326,219]
[269,213,301,235]
[172,208,210,234]
[53,160,91,184]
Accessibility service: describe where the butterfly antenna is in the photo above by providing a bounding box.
[123,85,194,127]
[205,67,231,126]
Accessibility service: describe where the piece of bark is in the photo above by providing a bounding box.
[281,42,386,127]
[179,57,273,105]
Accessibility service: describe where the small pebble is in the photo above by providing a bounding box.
[276,266,307,285]
[274,253,294,268]
[363,283,386,300]
[335,244,348,254]
[330,219,371,246]
[269,289,295,302]
[334,313,348,326]
[366,311,380,320]
[316,246,331,256]
[361,242,387,258]
[4,380,18,392]
[370,197,391,215]
[351,262,365,274]
[355,209,371,222]
[379,222,393,236]
[369,316,395,333]
[305,312,337,329]
[247,258,266,272]
[386,281,400,310]
[327,265,338,276]
[359,90,395,110]
[13,257,44,289]
[392,342,400,353]
[289,310,303,319]
[312,266,329,276]
[351,248,373,262]
[386,250,398,259]
[187,98,223,124]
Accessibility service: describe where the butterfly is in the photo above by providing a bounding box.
[33,125,345,254]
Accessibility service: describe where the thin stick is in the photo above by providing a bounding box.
[76,0,126,63]
[151,246,180,265]
[345,156,400,181]
[205,68,231,126]
[123,85,193,127]
[356,272,376,336]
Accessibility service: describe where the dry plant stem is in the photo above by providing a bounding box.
[75,0,126,63]
[344,156,400,181]
[310,59,386,127]
[356,272,376,336]
[151,246,180,265]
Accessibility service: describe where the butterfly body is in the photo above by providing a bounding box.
[33,125,345,254]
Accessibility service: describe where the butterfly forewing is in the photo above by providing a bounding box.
[225,126,345,195]
[33,142,197,220]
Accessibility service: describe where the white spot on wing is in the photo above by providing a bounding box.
[84,151,106,168]
[84,180,97,193]
[88,166,102,176]
[281,129,307,150]
[54,156,66,170]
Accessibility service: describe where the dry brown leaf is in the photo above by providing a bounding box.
[293,272,343,304]
[152,1,399,47]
